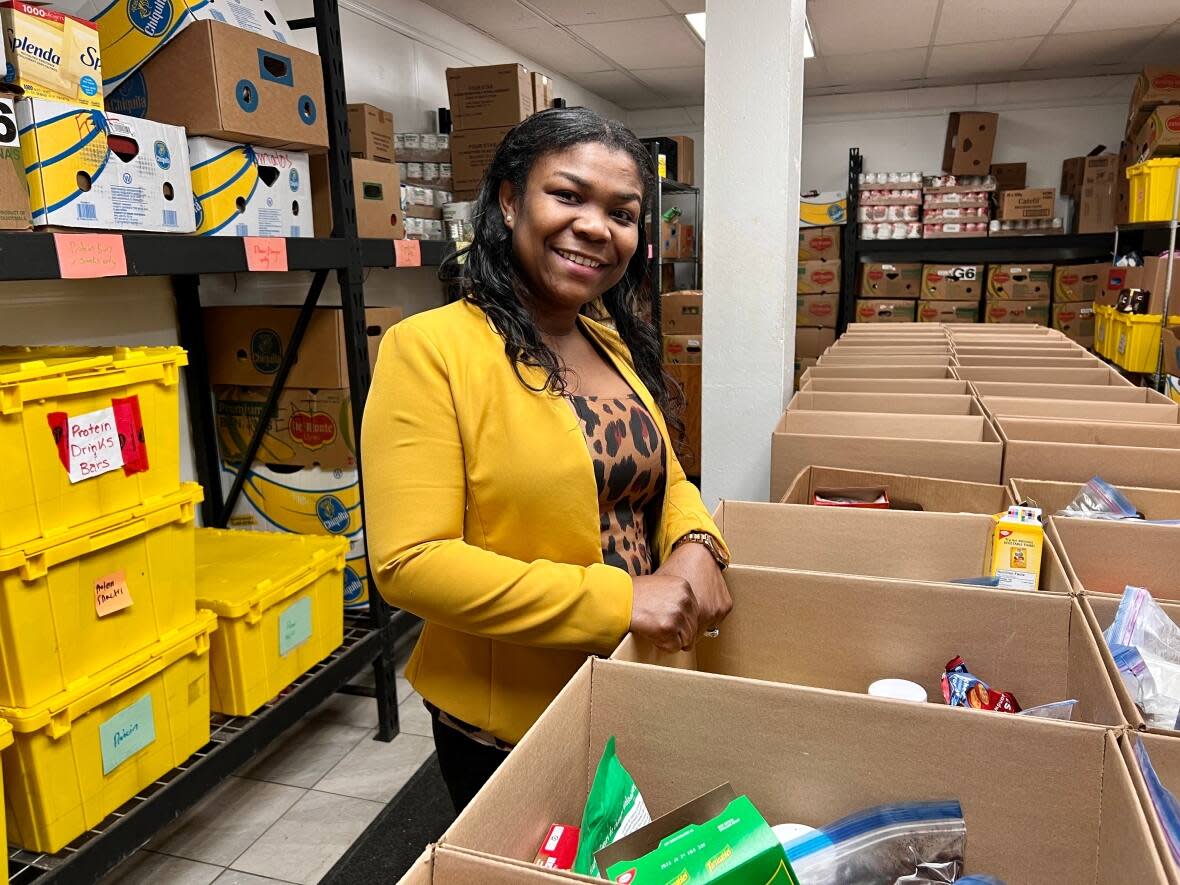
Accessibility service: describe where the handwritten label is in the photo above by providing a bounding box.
[393,238,421,267]
[67,406,124,483]
[99,694,156,775]
[95,570,132,617]
[278,596,313,657]
[244,237,289,272]
[54,233,128,279]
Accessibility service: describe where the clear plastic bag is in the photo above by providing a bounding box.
[782,800,965,885]
[1016,699,1078,721]
[1060,477,1140,520]
[1133,737,1180,865]
[1104,586,1180,729]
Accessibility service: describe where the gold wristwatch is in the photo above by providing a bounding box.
[673,531,730,570]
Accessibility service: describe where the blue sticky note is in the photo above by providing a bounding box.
[99,694,156,775]
[279,597,313,657]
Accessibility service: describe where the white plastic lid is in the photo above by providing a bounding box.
[868,678,928,703]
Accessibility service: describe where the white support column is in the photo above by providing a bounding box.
[700,0,806,506]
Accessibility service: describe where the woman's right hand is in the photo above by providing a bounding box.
[629,575,700,652]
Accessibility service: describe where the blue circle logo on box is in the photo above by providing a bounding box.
[127,0,173,37]
[236,79,259,113]
[80,76,98,97]
[289,169,299,192]
[154,141,170,169]
[298,95,317,126]
[250,328,282,375]
[317,495,351,534]
[108,72,148,118]
[343,566,363,604]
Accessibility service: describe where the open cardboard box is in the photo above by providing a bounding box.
[817,353,951,366]
[782,465,1011,512]
[824,345,951,357]
[770,407,1003,499]
[954,366,1134,387]
[400,846,570,884]
[980,395,1179,423]
[437,658,1165,885]
[1052,518,1180,598]
[1121,733,1180,884]
[1012,478,1180,520]
[955,355,1105,368]
[713,500,1070,591]
[801,365,956,384]
[613,567,1123,726]
[800,377,970,394]
[971,381,1168,403]
[998,417,1180,487]
[829,338,950,349]
[954,345,1087,358]
[786,391,977,415]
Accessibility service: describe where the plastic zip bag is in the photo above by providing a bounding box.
[573,736,651,876]
[1060,476,1139,520]
[782,800,965,885]
[1133,737,1180,866]
[1017,699,1078,721]
[1104,586,1180,729]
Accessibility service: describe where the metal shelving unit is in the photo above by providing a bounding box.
[659,179,702,291]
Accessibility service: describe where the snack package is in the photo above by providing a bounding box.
[573,737,651,876]
[941,657,1021,713]
[534,823,579,870]
[1132,737,1180,866]
[1104,585,1180,729]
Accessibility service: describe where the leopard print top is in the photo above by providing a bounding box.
[568,393,665,577]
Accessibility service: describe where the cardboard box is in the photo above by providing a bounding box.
[661,290,702,335]
[956,344,1085,359]
[787,390,975,416]
[662,334,700,365]
[189,136,311,237]
[1054,263,1112,302]
[1057,517,1180,599]
[818,353,949,367]
[615,567,1118,724]
[996,188,1056,220]
[921,263,984,300]
[1061,154,1117,233]
[803,364,954,382]
[0,1,101,109]
[796,259,840,294]
[956,354,1099,369]
[1129,66,1180,136]
[1011,477,1180,520]
[827,343,948,356]
[799,190,846,227]
[919,300,980,323]
[651,134,694,186]
[793,327,834,360]
[791,357,817,391]
[1118,139,1136,224]
[997,416,1180,486]
[802,378,969,395]
[1123,256,1180,314]
[795,293,838,328]
[204,305,402,388]
[985,300,1050,325]
[107,21,326,151]
[0,96,30,230]
[1052,301,1096,347]
[782,465,1009,511]
[971,380,1167,403]
[215,385,357,469]
[980,394,1177,423]
[955,365,1134,386]
[855,299,918,323]
[450,125,512,195]
[1122,733,1180,883]
[769,406,1003,499]
[446,63,532,131]
[798,225,840,260]
[400,845,573,884]
[942,111,998,174]
[311,155,404,239]
[529,72,552,113]
[348,103,394,163]
[858,262,922,298]
[19,98,196,232]
[990,162,1026,190]
[1132,105,1180,161]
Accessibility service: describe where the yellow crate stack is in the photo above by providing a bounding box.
[0,718,10,862]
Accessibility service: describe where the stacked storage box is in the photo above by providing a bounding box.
[1051,263,1111,348]
[447,63,537,201]
[794,226,840,384]
[855,171,921,241]
[1124,66,1180,225]
[855,261,922,323]
[984,263,1052,325]
[922,173,994,239]
[919,263,984,323]
[660,291,703,474]
[1107,256,1180,372]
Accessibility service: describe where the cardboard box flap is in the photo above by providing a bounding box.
[981,396,1179,424]
[1123,732,1180,883]
[970,381,1157,403]
[782,409,986,441]
[802,378,969,395]
[998,416,1180,447]
[1053,518,1180,600]
[1012,478,1180,521]
[781,465,1010,512]
[954,366,1133,386]
[787,391,977,415]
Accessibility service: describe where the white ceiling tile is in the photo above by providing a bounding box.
[807,0,938,54]
[422,0,548,33]
[496,25,615,74]
[632,66,704,102]
[1025,27,1160,69]
[823,48,929,85]
[901,84,980,109]
[933,0,1071,44]
[1056,0,1179,34]
[927,37,1041,79]
[572,70,665,109]
[526,0,671,26]
[570,16,704,69]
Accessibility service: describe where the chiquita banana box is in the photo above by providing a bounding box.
[189,135,311,236]
[53,0,294,95]
[0,1,102,109]
[800,190,847,227]
[18,96,196,230]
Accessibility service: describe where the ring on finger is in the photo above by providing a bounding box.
[704,627,720,638]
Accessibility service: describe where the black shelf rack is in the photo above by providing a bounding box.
[4,0,442,879]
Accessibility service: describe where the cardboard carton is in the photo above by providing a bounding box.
[801,378,969,395]
[651,134,694,185]
[1122,733,1180,884]
[802,364,954,381]
[921,263,984,300]
[956,366,1133,387]
[995,188,1056,220]
[348,103,394,163]
[1062,154,1117,233]
[818,353,949,366]
[791,357,817,391]
[451,125,512,195]
[189,136,311,237]
[990,162,1026,190]
[795,293,838,328]
[919,300,979,323]
[1129,67,1180,136]
[107,20,328,151]
[203,305,401,388]
[858,262,922,298]
[529,72,553,113]
[1012,478,1180,520]
[797,225,840,260]
[1132,105,1180,161]
[971,380,1165,402]
[0,94,30,230]
[1054,263,1112,302]
[998,416,1180,486]
[826,344,948,356]
[399,845,575,884]
[942,111,997,175]
[799,190,845,227]
[796,259,840,294]
[214,386,357,469]
[787,390,976,416]
[662,334,700,365]
[311,155,404,239]
[984,300,1049,324]
[446,63,532,131]
[956,354,1101,369]
[955,344,1085,358]
[1123,256,1180,315]
[855,299,918,322]
[844,323,946,334]
[1052,301,1096,347]
[769,406,1003,499]
[19,98,196,232]
[782,465,1008,511]
[1057,518,1180,599]
[980,394,1177,423]
[0,1,101,109]
[661,290,702,334]
[793,327,834,360]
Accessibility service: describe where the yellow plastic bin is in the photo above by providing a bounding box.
[0,345,187,551]
[196,529,347,716]
[0,483,201,709]
[1128,159,1180,224]
[0,718,10,861]
[1112,313,1180,373]
[2,610,215,854]
[1094,304,1116,360]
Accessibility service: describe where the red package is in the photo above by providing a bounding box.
[534,823,579,870]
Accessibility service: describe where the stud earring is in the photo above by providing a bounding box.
[505,215,513,223]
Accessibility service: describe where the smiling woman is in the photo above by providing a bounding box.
[360,107,730,814]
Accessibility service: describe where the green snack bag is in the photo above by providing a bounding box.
[573,736,652,876]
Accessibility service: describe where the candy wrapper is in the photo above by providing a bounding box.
[941,657,1021,713]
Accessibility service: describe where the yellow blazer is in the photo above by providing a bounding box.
[361,300,724,745]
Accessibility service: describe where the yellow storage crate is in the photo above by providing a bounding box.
[1128,159,1180,224]
[0,346,187,551]
[1112,312,1180,373]
[197,529,347,716]
[0,718,10,862]
[0,484,201,709]
[2,611,215,854]
[1094,304,1116,360]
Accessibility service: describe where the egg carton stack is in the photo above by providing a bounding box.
[922,174,995,238]
[857,171,923,240]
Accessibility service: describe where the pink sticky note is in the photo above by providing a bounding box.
[394,238,422,268]
[244,237,289,272]
[54,233,128,279]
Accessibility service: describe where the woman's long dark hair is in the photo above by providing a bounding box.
[455,106,684,433]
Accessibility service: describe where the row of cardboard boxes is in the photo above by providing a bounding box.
[397,466,1180,884]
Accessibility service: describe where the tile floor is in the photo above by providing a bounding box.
[100,654,432,885]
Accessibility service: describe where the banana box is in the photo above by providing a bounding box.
[214,386,357,469]
[54,0,294,95]
[0,1,102,109]
[800,190,847,227]
[0,95,31,230]
[189,135,310,236]
[18,96,196,230]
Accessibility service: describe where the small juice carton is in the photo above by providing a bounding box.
[990,505,1044,591]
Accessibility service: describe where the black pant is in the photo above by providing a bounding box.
[430,711,510,814]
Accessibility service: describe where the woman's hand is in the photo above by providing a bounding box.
[658,541,732,638]
[630,575,700,651]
